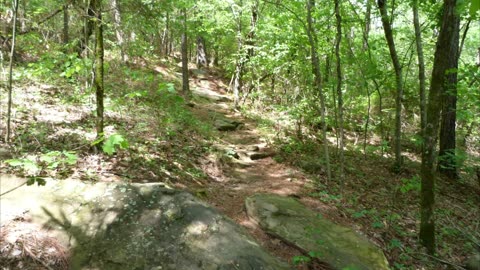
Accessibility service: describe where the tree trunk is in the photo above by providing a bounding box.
[420,0,459,254]
[181,8,190,98]
[196,36,208,68]
[334,0,344,180]
[438,90,459,179]
[111,0,127,63]
[413,0,426,137]
[377,0,404,171]
[363,0,371,51]
[63,3,69,45]
[307,0,332,181]
[164,11,170,56]
[437,8,460,179]
[6,0,19,143]
[232,0,244,108]
[93,0,104,140]
[78,0,95,57]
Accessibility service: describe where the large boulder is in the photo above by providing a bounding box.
[245,194,389,270]
[0,175,290,270]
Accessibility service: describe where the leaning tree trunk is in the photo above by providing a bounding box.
[420,0,459,255]
[6,0,19,143]
[93,0,104,140]
[378,0,404,171]
[307,0,332,181]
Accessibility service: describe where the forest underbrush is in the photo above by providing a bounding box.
[1,56,479,270]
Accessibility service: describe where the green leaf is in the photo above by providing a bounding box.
[470,0,480,16]
[23,161,40,175]
[102,134,129,155]
[5,159,24,166]
[63,151,78,165]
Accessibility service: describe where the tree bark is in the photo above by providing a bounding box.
[413,0,426,137]
[437,7,460,179]
[93,0,104,139]
[307,0,332,181]
[335,0,344,180]
[420,0,459,254]
[181,8,190,98]
[377,0,404,171]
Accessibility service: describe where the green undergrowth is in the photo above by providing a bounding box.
[240,103,480,269]
[2,56,214,187]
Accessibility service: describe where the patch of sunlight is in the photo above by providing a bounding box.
[185,221,209,236]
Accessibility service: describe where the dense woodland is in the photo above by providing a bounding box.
[1,0,480,269]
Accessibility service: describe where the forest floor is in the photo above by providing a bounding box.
[1,57,479,269]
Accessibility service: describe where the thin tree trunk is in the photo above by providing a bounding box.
[307,0,332,181]
[164,11,170,56]
[93,0,104,140]
[377,0,404,171]
[181,8,190,98]
[111,0,127,62]
[6,0,19,143]
[78,0,95,57]
[335,0,345,180]
[413,0,426,136]
[232,0,244,108]
[363,0,371,51]
[63,3,69,45]
[420,0,459,254]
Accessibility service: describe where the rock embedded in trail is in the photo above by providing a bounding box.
[249,150,276,160]
[214,118,243,131]
[0,176,291,270]
[245,194,390,270]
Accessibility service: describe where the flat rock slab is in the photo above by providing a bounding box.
[0,175,290,270]
[245,194,389,270]
[192,87,231,102]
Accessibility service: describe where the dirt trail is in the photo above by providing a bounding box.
[188,72,331,269]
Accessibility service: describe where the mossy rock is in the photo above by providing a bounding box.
[245,194,390,270]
